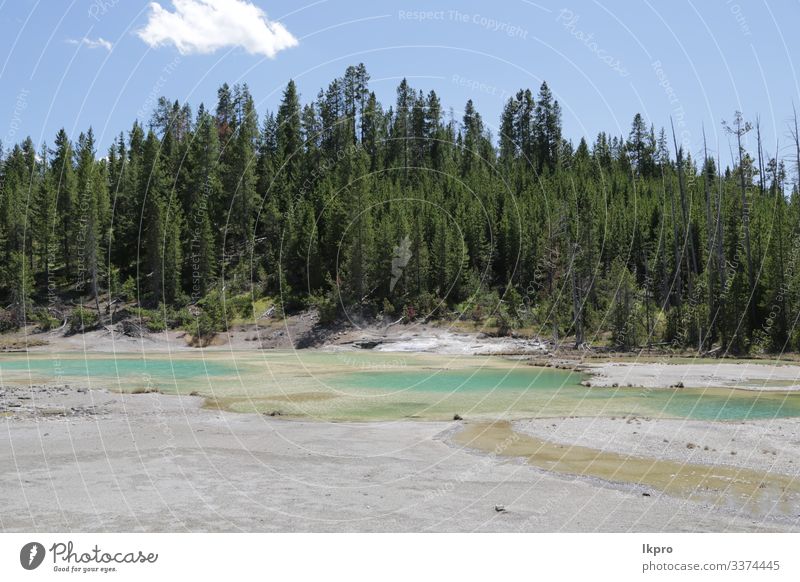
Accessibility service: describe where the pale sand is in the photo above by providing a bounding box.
[1,385,797,532]
[583,361,800,391]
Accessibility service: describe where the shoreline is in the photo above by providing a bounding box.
[7,320,800,395]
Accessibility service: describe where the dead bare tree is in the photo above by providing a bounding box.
[756,116,766,195]
[671,118,698,277]
[722,111,755,329]
[702,127,717,344]
[789,103,800,191]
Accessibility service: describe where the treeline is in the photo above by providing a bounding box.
[1,63,800,353]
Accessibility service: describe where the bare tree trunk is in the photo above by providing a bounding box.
[756,117,766,195]
[724,113,756,331]
[702,128,716,344]
[774,140,787,345]
[671,118,698,276]
[643,253,652,351]
[791,103,800,192]
[668,178,682,307]
[715,153,726,291]
[569,242,584,348]
[736,130,755,330]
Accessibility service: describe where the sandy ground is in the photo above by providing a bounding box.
[1,384,797,532]
[582,361,800,391]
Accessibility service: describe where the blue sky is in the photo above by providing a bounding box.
[2,0,799,167]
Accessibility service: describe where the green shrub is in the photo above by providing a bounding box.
[414,292,440,319]
[130,307,166,332]
[144,308,166,332]
[0,309,17,332]
[68,307,98,334]
[167,307,193,329]
[193,312,219,340]
[494,306,517,337]
[310,291,338,325]
[193,289,229,339]
[457,287,502,322]
[227,294,253,319]
[33,310,60,331]
[120,276,138,302]
[382,298,396,316]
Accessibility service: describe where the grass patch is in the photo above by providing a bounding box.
[0,337,48,351]
[131,386,161,395]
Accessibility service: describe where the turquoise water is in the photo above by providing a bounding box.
[3,352,800,421]
[328,366,800,420]
[0,355,236,389]
[330,368,582,393]
[655,390,800,421]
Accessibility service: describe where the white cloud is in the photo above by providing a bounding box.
[137,0,298,58]
[67,36,113,51]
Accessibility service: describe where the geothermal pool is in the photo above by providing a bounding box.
[2,351,800,421]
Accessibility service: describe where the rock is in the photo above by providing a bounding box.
[642,492,651,497]
[453,414,463,421]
